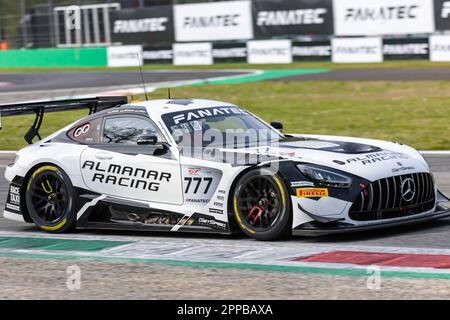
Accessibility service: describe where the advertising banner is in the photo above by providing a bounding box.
[292,41,331,61]
[333,0,434,36]
[143,46,173,64]
[110,6,174,45]
[332,37,383,63]
[430,34,450,61]
[434,0,450,30]
[173,42,213,65]
[383,38,429,60]
[107,45,143,67]
[253,0,333,38]
[213,43,247,62]
[174,1,253,42]
[247,40,292,64]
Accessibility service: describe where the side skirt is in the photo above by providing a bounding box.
[76,193,232,235]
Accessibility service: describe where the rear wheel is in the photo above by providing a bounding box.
[233,169,292,241]
[25,165,77,233]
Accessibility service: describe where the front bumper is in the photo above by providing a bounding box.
[293,204,450,236]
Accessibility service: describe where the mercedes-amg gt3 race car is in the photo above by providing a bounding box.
[1,97,449,240]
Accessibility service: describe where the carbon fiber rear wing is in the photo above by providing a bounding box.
[0,96,128,144]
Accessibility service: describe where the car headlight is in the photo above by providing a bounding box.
[297,164,352,189]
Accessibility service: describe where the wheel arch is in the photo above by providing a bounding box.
[226,163,292,232]
[21,162,67,223]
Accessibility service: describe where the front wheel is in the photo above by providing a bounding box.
[233,169,292,241]
[25,165,78,233]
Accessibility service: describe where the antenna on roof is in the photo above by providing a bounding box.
[136,53,149,101]
[168,88,171,99]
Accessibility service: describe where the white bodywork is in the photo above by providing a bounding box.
[3,99,444,234]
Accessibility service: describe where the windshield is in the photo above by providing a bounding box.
[161,106,284,148]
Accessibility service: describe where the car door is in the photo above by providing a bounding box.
[80,114,183,205]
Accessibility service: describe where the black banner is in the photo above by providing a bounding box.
[383,38,429,60]
[435,0,450,31]
[213,43,247,62]
[143,46,173,64]
[292,40,331,61]
[252,0,334,38]
[110,6,174,46]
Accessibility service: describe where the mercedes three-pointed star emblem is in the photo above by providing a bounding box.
[401,178,416,202]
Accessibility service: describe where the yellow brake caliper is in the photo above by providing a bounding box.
[41,180,53,194]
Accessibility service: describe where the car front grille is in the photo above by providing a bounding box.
[349,173,435,221]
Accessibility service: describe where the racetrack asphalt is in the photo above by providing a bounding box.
[1,154,450,299]
[0,68,449,104]
[1,68,450,299]
[0,70,250,92]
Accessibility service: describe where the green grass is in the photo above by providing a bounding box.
[2,80,450,150]
[1,59,450,72]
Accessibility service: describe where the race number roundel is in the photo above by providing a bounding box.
[73,123,90,138]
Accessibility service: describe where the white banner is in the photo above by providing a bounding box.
[174,0,253,42]
[107,45,143,67]
[247,40,292,64]
[429,35,450,61]
[333,0,434,36]
[173,42,213,66]
[332,37,383,63]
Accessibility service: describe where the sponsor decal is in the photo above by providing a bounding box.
[291,181,315,188]
[73,123,90,138]
[186,198,209,204]
[82,161,171,192]
[332,37,383,63]
[6,203,20,212]
[171,107,247,126]
[209,208,224,214]
[247,40,293,64]
[392,162,415,173]
[5,183,21,214]
[345,151,409,165]
[333,0,434,36]
[174,1,253,42]
[9,185,20,205]
[187,168,201,175]
[296,188,329,198]
[213,201,223,208]
[197,217,227,230]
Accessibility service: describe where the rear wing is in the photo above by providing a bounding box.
[0,96,128,144]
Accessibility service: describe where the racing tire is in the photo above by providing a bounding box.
[233,168,292,241]
[25,165,78,233]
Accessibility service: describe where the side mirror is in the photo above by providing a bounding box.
[270,121,283,132]
[137,134,158,145]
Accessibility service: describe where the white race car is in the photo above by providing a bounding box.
[2,97,449,240]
